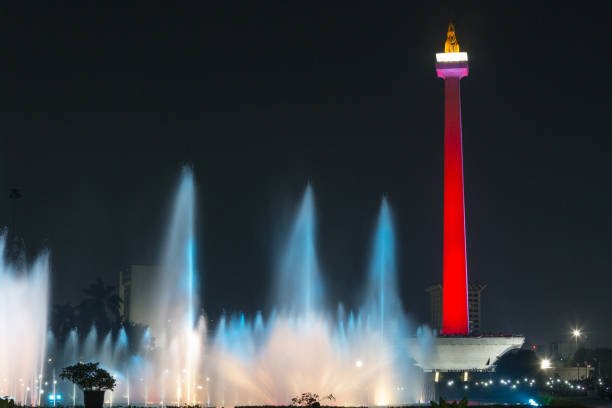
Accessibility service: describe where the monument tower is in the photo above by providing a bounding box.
[410,24,523,374]
[437,24,469,335]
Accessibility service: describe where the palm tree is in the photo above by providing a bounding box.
[78,278,122,334]
[51,302,77,340]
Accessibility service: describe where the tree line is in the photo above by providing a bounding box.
[51,277,147,351]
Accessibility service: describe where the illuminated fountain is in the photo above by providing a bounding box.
[147,167,206,406]
[207,189,423,406]
[38,169,427,407]
[0,235,50,405]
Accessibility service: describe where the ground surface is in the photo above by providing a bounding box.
[561,397,612,408]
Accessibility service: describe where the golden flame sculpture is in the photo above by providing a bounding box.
[444,23,460,53]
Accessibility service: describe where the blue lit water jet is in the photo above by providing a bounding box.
[365,197,403,335]
[149,166,205,406]
[152,166,198,335]
[274,185,322,315]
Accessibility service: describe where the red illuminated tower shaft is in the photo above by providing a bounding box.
[437,59,469,335]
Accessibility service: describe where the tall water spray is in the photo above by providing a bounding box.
[274,185,322,315]
[358,198,417,405]
[364,197,403,333]
[151,167,198,334]
[149,166,206,406]
[0,233,50,405]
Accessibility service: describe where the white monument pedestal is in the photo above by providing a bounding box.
[410,335,525,372]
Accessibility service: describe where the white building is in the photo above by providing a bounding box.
[118,264,160,325]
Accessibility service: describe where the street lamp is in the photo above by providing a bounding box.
[572,329,581,348]
[572,328,582,380]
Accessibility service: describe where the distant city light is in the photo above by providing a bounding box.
[572,328,581,338]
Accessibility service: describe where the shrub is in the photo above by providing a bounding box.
[291,393,336,407]
[431,397,468,408]
[59,362,117,391]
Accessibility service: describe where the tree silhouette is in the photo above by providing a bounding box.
[495,349,541,380]
[78,278,121,334]
[51,302,77,341]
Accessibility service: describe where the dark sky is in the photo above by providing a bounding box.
[0,2,610,347]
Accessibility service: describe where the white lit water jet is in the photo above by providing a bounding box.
[0,234,50,405]
[5,167,432,406]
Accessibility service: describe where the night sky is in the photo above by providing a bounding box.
[0,2,610,347]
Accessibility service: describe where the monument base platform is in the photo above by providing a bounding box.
[409,335,525,372]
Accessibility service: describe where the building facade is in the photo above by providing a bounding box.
[427,283,486,334]
[119,264,160,324]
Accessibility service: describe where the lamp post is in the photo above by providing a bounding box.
[572,329,581,380]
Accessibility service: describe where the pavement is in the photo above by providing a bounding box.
[561,396,612,408]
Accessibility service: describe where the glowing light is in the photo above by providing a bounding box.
[572,328,582,338]
[434,372,440,383]
[374,391,389,406]
[354,360,363,368]
[436,52,468,63]
[528,399,539,407]
[540,358,551,370]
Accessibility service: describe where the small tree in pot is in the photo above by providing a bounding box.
[59,362,116,408]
